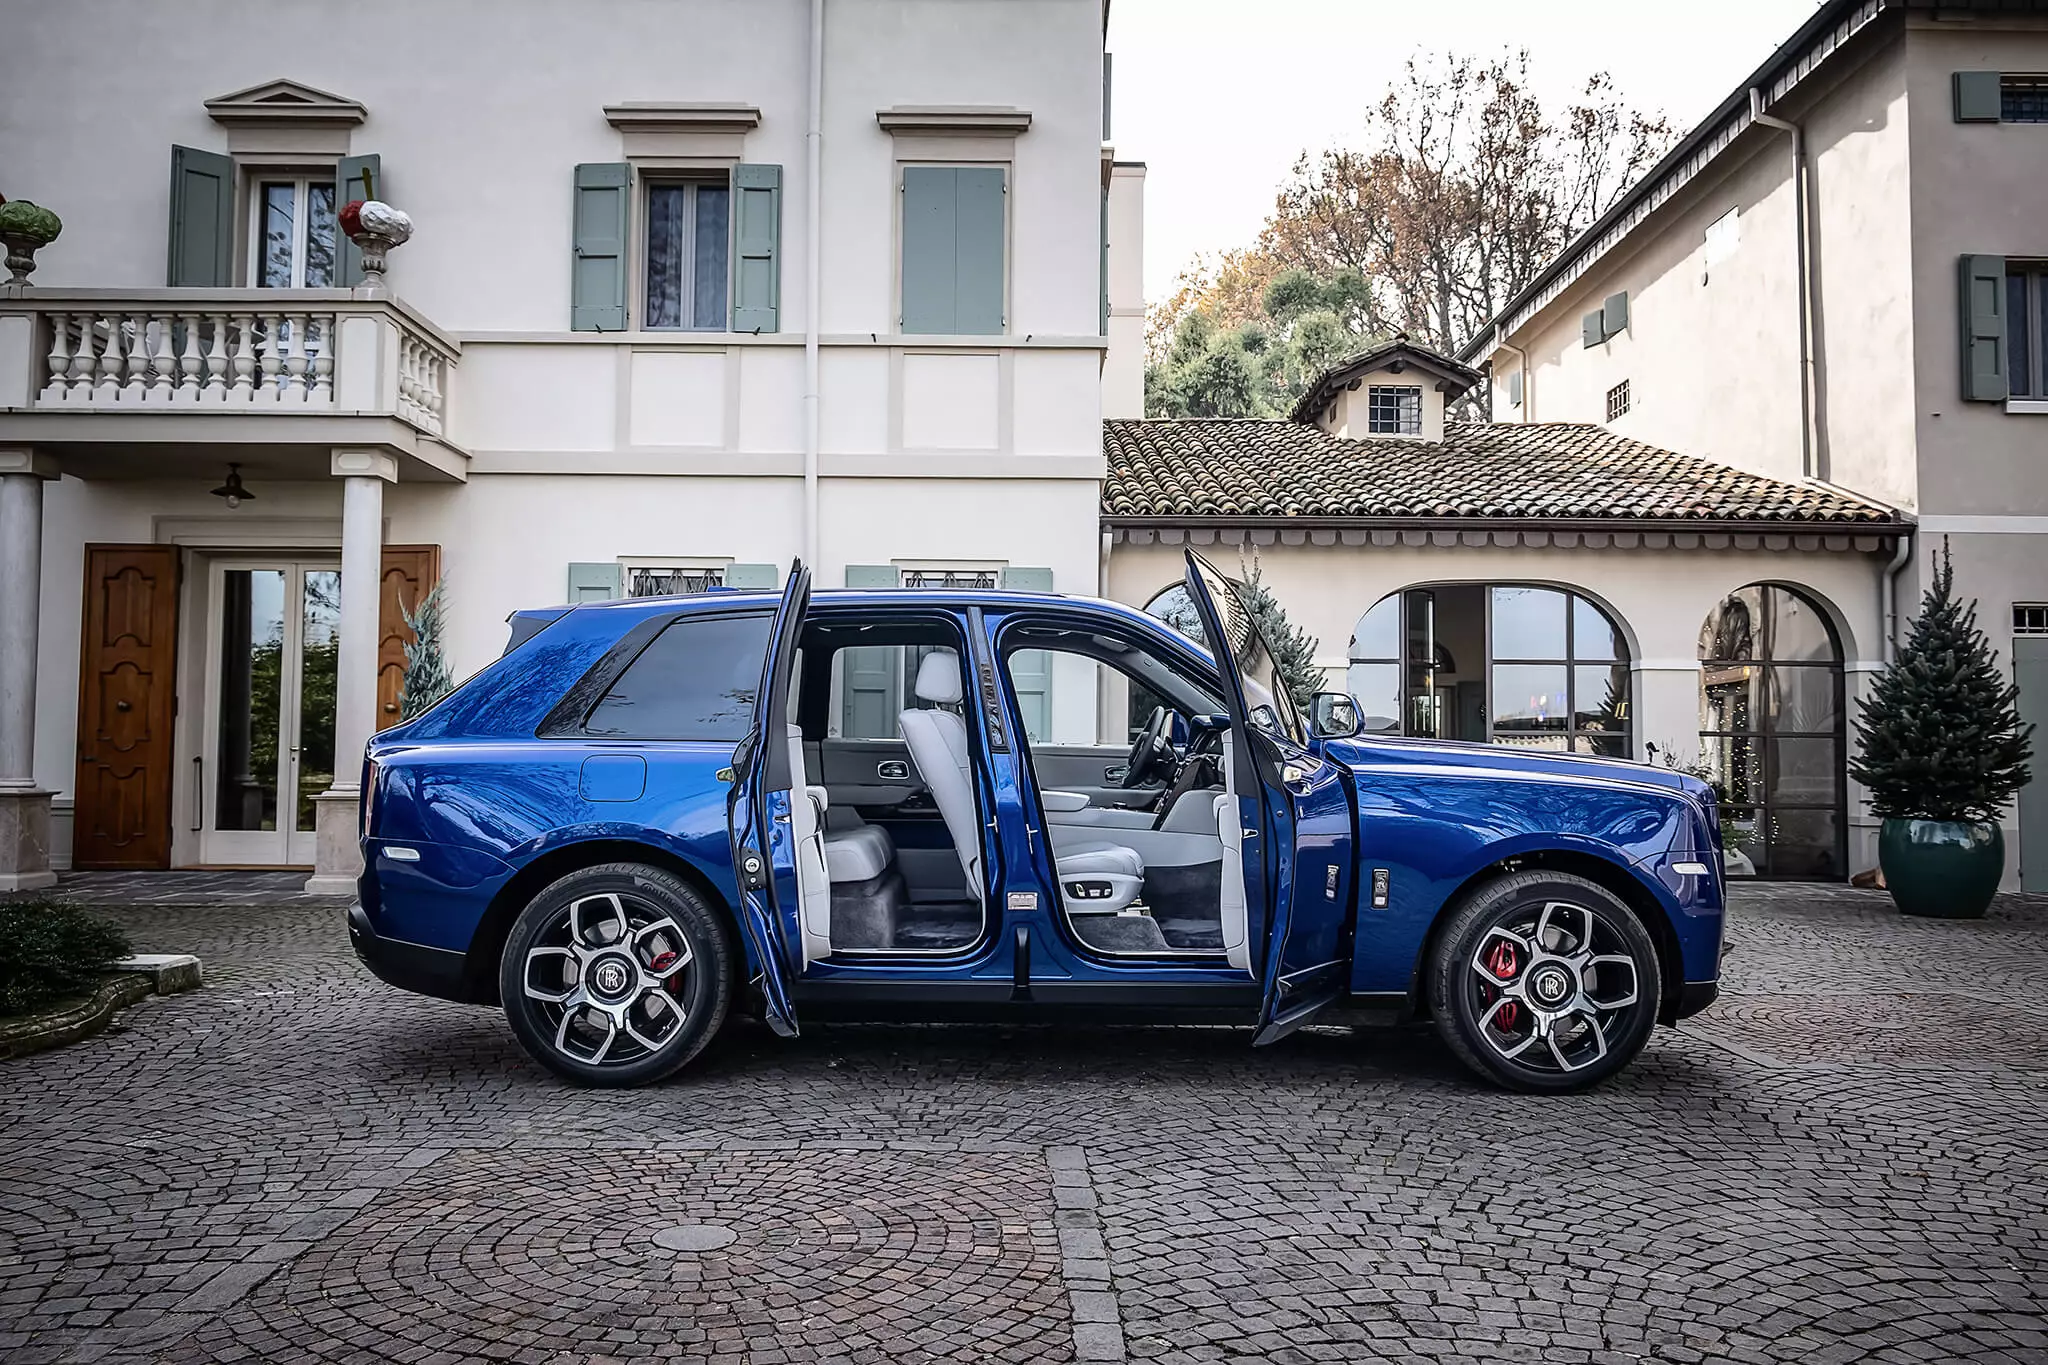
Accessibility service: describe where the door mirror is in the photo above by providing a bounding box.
[1309,692,1362,740]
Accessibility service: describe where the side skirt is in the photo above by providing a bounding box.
[790,978,1262,1025]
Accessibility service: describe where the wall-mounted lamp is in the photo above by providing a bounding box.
[210,463,255,510]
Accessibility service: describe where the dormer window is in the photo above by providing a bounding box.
[1368,385,1423,436]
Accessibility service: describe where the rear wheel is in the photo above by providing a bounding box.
[1427,871,1662,1093]
[499,862,734,1087]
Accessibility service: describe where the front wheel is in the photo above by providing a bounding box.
[1427,871,1662,1093]
[499,862,735,1086]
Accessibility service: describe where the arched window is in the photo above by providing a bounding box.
[1345,585,1631,754]
[1697,584,1844,879]
[1143,583,1204,645]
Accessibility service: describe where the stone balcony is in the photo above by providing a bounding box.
[0,287,466,482]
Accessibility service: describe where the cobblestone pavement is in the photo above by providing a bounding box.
[1,883,2044,1364]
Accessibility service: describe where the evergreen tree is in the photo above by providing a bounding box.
[1850,542,2032,821]
[399,581,453,721]
[1235,557,1325,719]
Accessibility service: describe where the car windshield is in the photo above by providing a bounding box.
[1185,556,1305,746]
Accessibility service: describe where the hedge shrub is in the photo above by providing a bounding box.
[0,901,132,1016]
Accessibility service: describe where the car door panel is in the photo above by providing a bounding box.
[814,737,926,809]
[1026,743,1167,808]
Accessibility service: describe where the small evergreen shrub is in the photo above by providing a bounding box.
[1850,541,2033,822]
[0,901,132,1016]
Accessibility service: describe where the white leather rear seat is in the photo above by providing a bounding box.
[824,824,893,883]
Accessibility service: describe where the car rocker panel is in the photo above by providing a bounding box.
[349,552,1725,1093]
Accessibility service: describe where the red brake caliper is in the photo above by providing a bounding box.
[649,949,681,995]
[1485,941,1520,1031]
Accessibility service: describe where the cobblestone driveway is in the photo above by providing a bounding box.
[2,883,2044,1364]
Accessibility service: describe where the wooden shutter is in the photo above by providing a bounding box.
[1954,71,2003,122]
[723,562,779,589]
[567,562,622,602]
[335,153,382,287]
[901,167,957,333]
[167,146,234,287]
[730,164,782,333]
[1001,567,1054,742]
[571,163,630,332]
[954,168,1006,335]
[1581,310,1604,349]
[1506,368,1524,408]
[841,566,902,738]
[1602,291,1629,338]
[378,545,440,728]
[1960,254,2008,402]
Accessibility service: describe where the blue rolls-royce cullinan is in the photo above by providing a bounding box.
[349,551,1724,1092]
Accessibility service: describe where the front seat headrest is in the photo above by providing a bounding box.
[914,648,964,706]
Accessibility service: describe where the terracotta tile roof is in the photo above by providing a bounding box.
[1101,419,1902,526]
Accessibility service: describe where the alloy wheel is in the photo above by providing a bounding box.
[520,892,695,1067]
[1465,899,1643,1075]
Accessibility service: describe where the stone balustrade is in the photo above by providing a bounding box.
[0,289,456,438]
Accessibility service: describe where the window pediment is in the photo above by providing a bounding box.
[205,79,365,157]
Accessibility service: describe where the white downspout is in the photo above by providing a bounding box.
[1749,87,1817,481]
[1881,530,1913,663]
[803,0,824,568]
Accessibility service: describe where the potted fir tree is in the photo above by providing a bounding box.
[1850,544,2032,917]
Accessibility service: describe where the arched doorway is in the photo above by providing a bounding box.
[1697,584,1845,879]
[1346,585,1632,755]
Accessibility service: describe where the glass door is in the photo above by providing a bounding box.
[201,561,340,866]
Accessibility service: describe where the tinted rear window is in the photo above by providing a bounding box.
[583,613,772,740]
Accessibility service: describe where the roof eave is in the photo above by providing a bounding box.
[1100,512,1909,535]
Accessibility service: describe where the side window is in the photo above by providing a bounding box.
[583,613,772,740]
[830,643,953,739]
[998,626,1223,747]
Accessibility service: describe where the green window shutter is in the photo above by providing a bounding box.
[1099,181,1111,337]
[723,562,779,589]
[730,164,782,333]
[1954,71,2003,122]
[840,565,904,738]
[844,565,902,588]
[335,152,381,287]
[1602,291,1629,337]
[954,167,1007,335]
[567,562,622,602]
[1001,567,1055,741]
[166,145,234,287]
[571,162,630,332]
[1506,368,1524,408]
[901,167,958,333]
[1581,309,1604,349]
[1960,254,2009,401]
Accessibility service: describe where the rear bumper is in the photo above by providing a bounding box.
[1673,979,1719,1020]
[348,900,475,1004]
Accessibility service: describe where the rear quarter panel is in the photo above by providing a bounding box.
[1330,744,1721,994]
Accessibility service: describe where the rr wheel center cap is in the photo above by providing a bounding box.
[588,954,635,1001]
[1531,966,1572,1006]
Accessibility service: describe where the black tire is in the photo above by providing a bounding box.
[1427,871,1662,1093]
[498,862,735,1087]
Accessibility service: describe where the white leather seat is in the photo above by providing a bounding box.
[825,825,892,882]
[1057,841,1145,879]
[897,650,986,902]
[1217,741,1249,970]
[786,725,898,964]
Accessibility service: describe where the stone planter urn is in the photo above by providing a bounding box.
[0,199,63,286]
[1877,817,2004,919]
[339,199,413,289]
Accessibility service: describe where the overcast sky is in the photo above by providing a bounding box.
[1105,0,1826,303]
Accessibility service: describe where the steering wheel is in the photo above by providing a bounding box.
[1122,705,1176,788]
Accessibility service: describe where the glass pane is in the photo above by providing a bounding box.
[1698,587,1759,662]
[1766,664,1839,734]
[1495,731,1568,752]
[1755,586,1836,662]
[1699,660,1760,733]
[1145,584,1204,645]
[1572,663,1630,736]
[259,183,295,288]
[1404,590,1437,699]
[645,184,687,329]
[692,183,730,330]
[1720,804,1761,875]
[1344,662,1401,732]
[585,614,774,739]
[1187,555,1305,745]
[2039,273,2048,401]
[1701,733,1764,806]
[304,183,337,288]
[2012,273,2034,399]
[1767,735,1839,807]
[1491,663,1569,732]
[296,571,340,832]
[215,570,286,830]
[1574,733,1630,758]
[1491,586,1568,660]
[1572,595,1624,661]
[1349,594,1399,661]
[1768,807,1841,878]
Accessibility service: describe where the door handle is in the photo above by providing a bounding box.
[191,756,203,832]
[877,760,909,780]
[1104,765,1127,782]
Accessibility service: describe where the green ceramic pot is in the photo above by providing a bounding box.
[1878,817,2003,919]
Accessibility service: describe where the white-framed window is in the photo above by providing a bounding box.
[622,558,730,598]
[1367,385,1422,436]
[644,179,731,330]
[1606,379,1631,422]
[1702,206,1740,272]
[2002,75,2048,122]
[2007,263,2048,399]
[902,567,1000,588]
[2015,603,2048,635]
[253,176,338,288]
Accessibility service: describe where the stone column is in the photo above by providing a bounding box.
[306,448,395,895]
[0,448,60,892]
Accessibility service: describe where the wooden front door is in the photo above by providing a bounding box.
[378,545,441,729]
[74,545,180,869]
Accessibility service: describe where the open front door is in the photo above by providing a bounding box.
[726,561,811,1038]
[1182,550,1356,1044]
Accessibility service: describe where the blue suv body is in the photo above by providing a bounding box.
[351,551,1723,1091]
